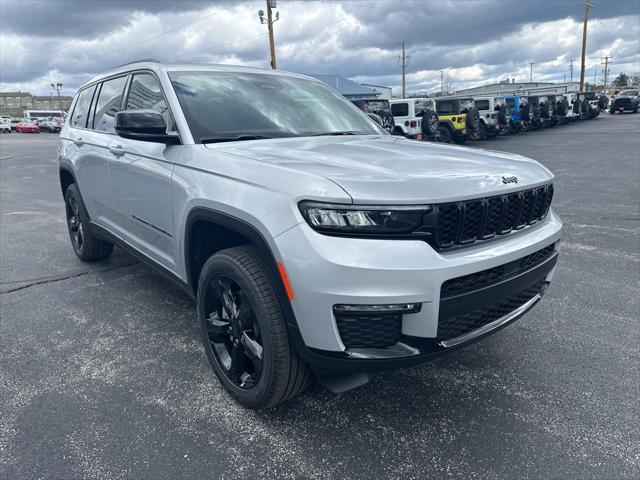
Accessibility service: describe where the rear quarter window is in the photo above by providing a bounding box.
[391,103,408,116]
[474,100,490,111]
[70,86,96,128]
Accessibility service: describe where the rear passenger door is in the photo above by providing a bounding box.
[107,72,178,270]
[67,81,121,226]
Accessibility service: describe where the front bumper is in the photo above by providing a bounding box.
[272,209,562,371]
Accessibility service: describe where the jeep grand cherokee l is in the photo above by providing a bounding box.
[59,61,562,409]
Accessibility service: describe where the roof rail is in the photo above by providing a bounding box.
[113,58,162,68]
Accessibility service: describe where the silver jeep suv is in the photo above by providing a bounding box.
[59,61,562,408]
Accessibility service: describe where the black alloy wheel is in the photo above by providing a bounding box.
[197,246,311,409]
[204,275,264,389]
[64,183,113,261]
[66,187,84,255]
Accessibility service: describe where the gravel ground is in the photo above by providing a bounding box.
[1,113,639,479]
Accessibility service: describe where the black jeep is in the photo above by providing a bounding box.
[610,89,639,114]
[525,96,545,129]
[577,92,599,119]
[351,99,396,133]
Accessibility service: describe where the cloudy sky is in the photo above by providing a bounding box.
[1,0,639,97]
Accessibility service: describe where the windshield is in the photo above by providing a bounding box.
[436,100,458,114]
[619,90,638,96]
[361,100,390,114]
[170,72,380,143]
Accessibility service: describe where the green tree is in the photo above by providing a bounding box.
[612,73,629,87]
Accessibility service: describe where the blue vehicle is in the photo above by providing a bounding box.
[505,95,525,133]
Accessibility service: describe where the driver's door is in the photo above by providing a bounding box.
[107,72,178,270]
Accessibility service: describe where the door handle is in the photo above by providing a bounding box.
[73,138,84,146]
[109,145,125,157]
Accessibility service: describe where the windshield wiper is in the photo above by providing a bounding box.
[201,135,273,144]
[310,130,368,136]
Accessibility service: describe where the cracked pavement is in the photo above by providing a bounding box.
[1,115,639,479]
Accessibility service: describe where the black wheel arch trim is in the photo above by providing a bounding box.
[183,207,314,366]
[59,165,78,195]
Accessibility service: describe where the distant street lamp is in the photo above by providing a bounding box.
[51,82,63,113]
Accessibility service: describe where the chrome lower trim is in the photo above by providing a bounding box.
[439,292,543,348]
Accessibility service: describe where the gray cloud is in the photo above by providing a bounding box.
[0,0,638,96]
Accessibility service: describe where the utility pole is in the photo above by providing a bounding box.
[51,82,63,112]
[579,0,593,91]
[529,62,534,83]
[399,41,409,98]
[601,56,611,92]
[440,70,444,94]
[258,0,279,69]
[569,58,575,82]
[593,65,598,87]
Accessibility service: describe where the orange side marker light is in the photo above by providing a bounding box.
[277,262,295,301]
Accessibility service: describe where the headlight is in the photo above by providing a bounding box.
[298,201,430,235]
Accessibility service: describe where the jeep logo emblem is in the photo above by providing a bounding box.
[502,176,518,184]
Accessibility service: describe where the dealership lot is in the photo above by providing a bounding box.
[1,115,639,479]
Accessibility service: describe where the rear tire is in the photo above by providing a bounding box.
[419,111,439,137]
[64,183,113,261]
[197,246,312,409]
[378,112,395,133]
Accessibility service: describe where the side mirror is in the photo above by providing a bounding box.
[115,110,180,144]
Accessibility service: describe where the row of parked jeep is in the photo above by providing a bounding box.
[353,89,638,145]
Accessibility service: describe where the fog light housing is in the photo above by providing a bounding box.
[333,303,421,349]
[333,303,421,314]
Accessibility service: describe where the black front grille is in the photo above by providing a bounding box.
[441,265,505,298]
[336,313,402,349]
[520,244,555,270]
[433,184,553,250]
[613,98,634,107]
[441,244,556,299]
[437,281,545,341]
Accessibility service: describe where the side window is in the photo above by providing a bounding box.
[474,100,490,111]
[93,76,127,133]
[391,102,408,116]
[125,73,172,129]
[71,86,96,128]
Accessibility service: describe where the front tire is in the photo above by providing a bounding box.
[64,183,113,261]
[197,246,312,409]
[435,126,452,143]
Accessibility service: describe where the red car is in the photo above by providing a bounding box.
[15,121,40,133]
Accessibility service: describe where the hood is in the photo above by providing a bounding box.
[207,135,553,204]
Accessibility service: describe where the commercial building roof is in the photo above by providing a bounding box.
[307,74,379,99]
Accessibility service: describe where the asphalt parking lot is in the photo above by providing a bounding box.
[1,114,639,479]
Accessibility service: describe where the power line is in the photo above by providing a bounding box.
[164,33,268,63]
[3,2,180,63]
[3,2,216,65]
